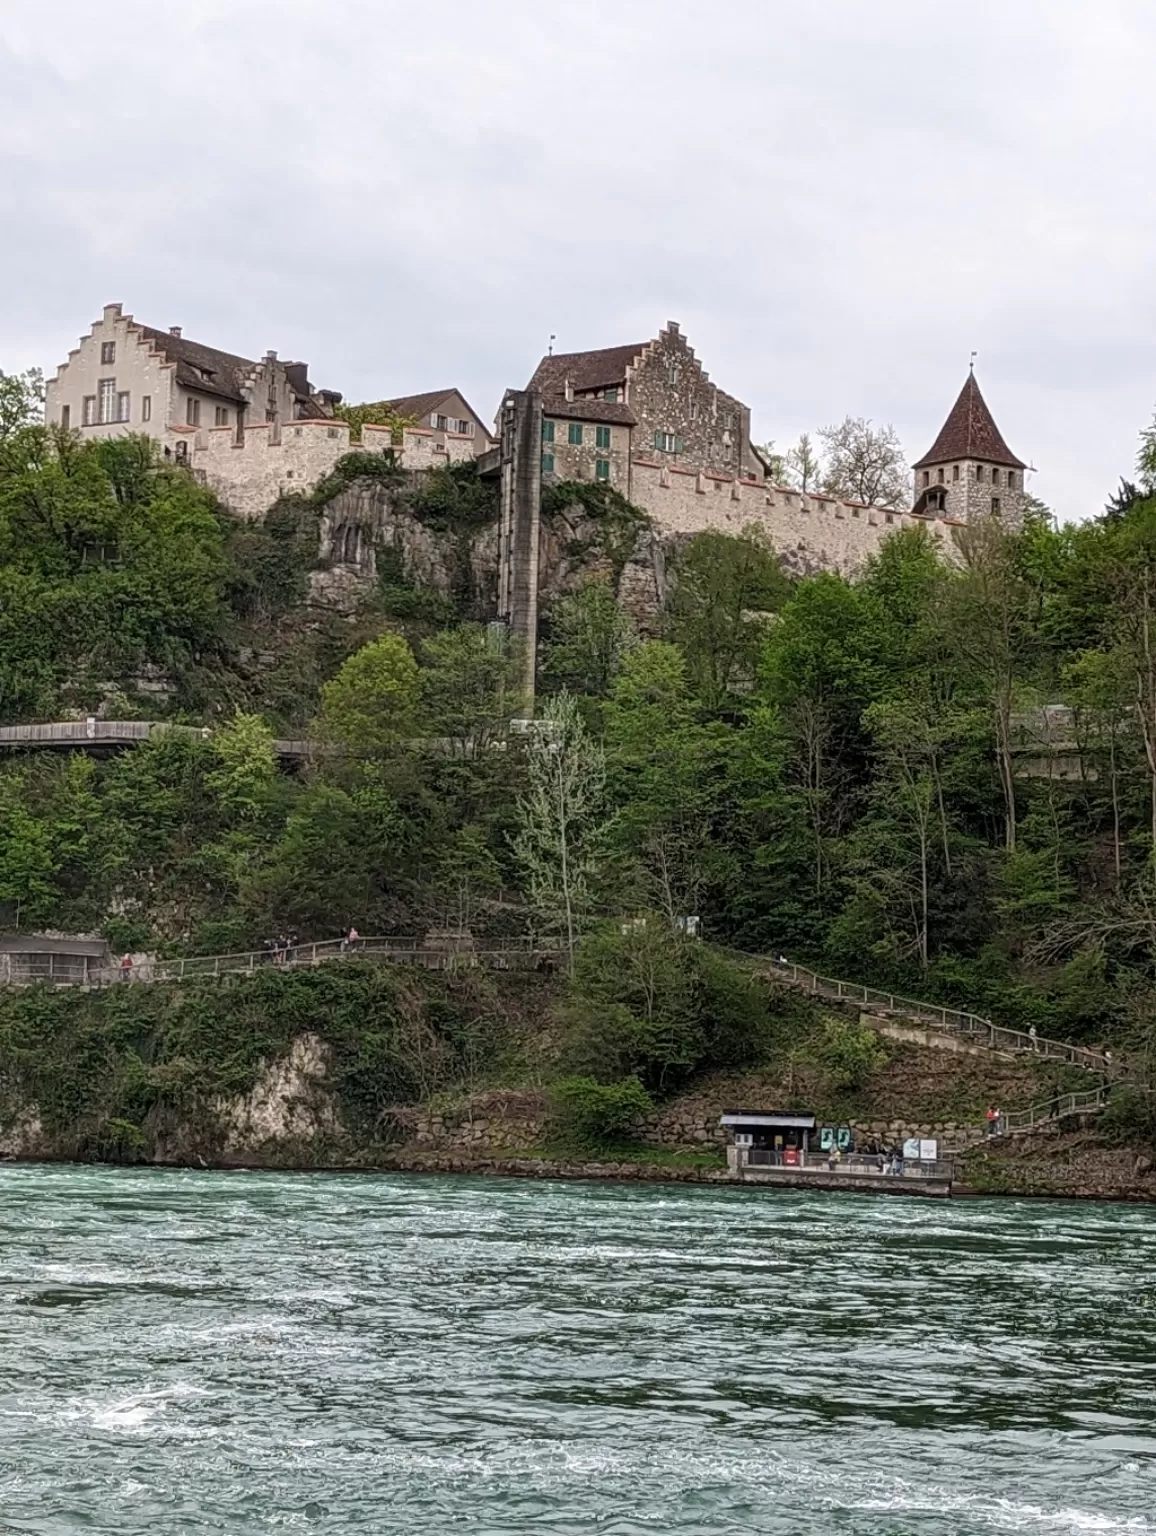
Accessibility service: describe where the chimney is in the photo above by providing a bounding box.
[103,302,123,320]
[169,326,182,338]
[564,376,573,402]
[265,349,278,363]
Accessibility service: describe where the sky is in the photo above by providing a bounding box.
[2,0,1154,522]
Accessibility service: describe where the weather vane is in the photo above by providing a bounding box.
[548,334,556,357]
[969,350,977,374]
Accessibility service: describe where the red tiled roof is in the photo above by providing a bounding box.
[914,373,1025,470]
[528,343,647,397]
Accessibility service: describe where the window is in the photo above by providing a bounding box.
[952,464,960,482]
[457,419,472,435]
[654,430,677,452]
[117,391,131,422]
[100,341,116,365]
[602,387,619,402]
[689,401,699,423]
[922,470,930,488]
[542,419,555,443]
[541,453,555,475]
[187,397,201,426]
[975,464,985,482]
[991,496,1002,516]
[60,404,70,430]
[82,396,96,426]
[937,468,945,484]
[141,395,151,423]
[435,414,449,431]
[98,378,117,424]
[595,459,610,482]
[568,423,584,446]
[666,365,680,386]
[215,406,230,427]
[991,469,1001,488]
[595,425,611,449]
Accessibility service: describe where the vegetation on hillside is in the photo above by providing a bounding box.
[7,365,1156,1153]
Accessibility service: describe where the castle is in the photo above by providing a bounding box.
[44,307,1027,686]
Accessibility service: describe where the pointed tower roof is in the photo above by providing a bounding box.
[914,373,1025,470]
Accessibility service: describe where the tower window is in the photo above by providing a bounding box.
[991,496,1002,516]
[937,468,945,484]
[922,470,930,488]
[992,469,1001,487]
[975,465,985,483]
[953,465,960,481]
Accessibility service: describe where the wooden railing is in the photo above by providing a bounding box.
[759,956,1112,1074]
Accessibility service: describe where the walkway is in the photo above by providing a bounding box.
[0,721,312,763]
[760,956,1111,1074]
[80,936,558,989]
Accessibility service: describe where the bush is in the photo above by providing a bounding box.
[549,1075,653,1153]
[819,1014,887,1090]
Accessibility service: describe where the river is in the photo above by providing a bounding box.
[1,1166,1154,1534]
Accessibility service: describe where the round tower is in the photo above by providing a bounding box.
[913,372,1027,526]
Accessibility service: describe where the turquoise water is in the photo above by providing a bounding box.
[1,1166,1154,1534]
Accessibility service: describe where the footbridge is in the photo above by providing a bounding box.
[0,721,313,763]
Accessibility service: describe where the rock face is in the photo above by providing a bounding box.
[213,1033,345,1161]
[310,477,670,627]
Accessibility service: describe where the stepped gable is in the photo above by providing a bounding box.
[137,325,254,405]
[914,372,1026,470]
[528,342,647,398]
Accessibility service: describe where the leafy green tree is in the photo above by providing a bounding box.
[512,690,610,959]
[666,529,789,710]
[317,633,420,754]
[418,624,524,754]
[542,576,637,698]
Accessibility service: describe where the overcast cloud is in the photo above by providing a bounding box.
[2,0,1154,521]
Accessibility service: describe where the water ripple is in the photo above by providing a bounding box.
[1,1166,1155,1533]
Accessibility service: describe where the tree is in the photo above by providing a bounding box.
[418,624,524,756]
[819,416,909,509]
[783,433,821,493]
[205,713,278,821]
[512,691,610,960]
[755,440,785,482]
[0,369,43,440]
[332,400,412,445]
[317,633,420,754]
[542,577,637,698]
[665,529,789,710]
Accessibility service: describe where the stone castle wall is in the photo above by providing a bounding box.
[627,458,963,577]
[188,419,479,520]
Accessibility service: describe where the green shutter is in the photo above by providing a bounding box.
[541,453,554,475]
[654,430,663,450]
[568,423,583,446]
[542,419,554,443]
[674,435,685,454]
[595,460,610,482]
[596,425,611,449]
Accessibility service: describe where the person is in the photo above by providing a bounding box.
[1049,1090,1061,1120]
[1029,1024,1039,1054]
[985,1105,999,1137]
[119,952,133,983]
[1104,1048,1114,1070]
[346,925,360,952]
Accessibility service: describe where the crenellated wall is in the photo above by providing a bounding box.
[627,458,963,576]
[187,419,480,519]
